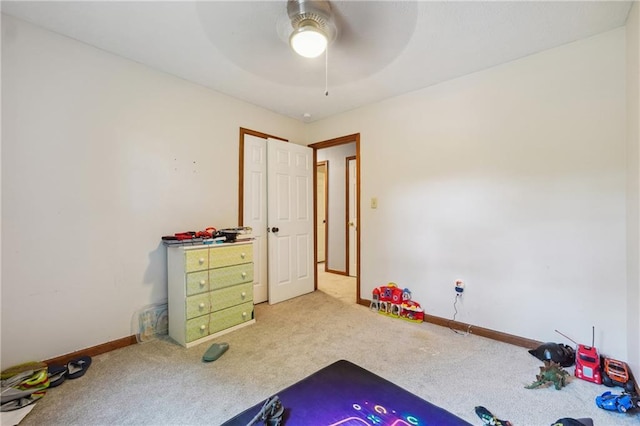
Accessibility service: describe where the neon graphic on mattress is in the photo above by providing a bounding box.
[328,400,424,425]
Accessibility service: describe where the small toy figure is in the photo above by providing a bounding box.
[525,360,570,390]
[474,406,513,426]
[370,288,380,311]
[402,288,411,302]
[390,303,401,316]
[390,286,404,317]
[595,391,639,413]
[247,395,284,425]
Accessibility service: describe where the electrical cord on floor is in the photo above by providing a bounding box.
[448,293,470,336]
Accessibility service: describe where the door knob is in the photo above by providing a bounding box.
[270,227,279,233]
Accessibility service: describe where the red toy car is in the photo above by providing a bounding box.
[575,344,602,384]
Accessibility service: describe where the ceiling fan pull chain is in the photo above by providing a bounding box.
[325,44,329,96]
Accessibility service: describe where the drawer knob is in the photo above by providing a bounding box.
[242,312,247,318]
[241,292,246,298]
[241,253,246,259]
[200,324,206,331]
[199,258,205,264]
[200,280,206,286]
[241,272,247,278]
[199,302,205,309]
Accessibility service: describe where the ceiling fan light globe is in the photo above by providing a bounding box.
[290,26,327,58]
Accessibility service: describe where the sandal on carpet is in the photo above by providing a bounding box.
[16,369,49,390]
[66,356,92,379]
[1,387,36,405]
[0,390,46,412]
[1,369,49,404]
[1,369,41,390]
[47,364,68,388]
[1,361,47,381]
[202,342,229,363]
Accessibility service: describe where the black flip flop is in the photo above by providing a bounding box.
[66,356,92,379]
[47,364,68,388]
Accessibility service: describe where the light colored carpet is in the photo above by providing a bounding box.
[316,263,356,303]
[10,272,639,426]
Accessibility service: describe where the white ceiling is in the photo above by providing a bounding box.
[1,1,633,122]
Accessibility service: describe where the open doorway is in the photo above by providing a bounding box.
[316,161,328,265]
[239,129,362,306]
[310,134,362,305]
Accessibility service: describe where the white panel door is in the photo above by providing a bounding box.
[267,138,315,304]
[243,135,268,303]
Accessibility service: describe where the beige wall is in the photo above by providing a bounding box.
[626,1,640,375]
[308,29,630,360]
[1,15,305,367]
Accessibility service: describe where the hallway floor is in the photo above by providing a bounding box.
[317,263,356,304]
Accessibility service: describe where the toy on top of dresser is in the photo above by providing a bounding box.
[215,227,253,243]
[162,226,253,246]
[161,226,217,245]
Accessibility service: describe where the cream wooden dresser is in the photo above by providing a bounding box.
[167,241,255,348]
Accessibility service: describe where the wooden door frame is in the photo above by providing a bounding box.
[316,161,329,268]
[309,134,362,305]
[346,155,356,277]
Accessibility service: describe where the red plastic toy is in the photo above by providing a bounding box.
[370,283,424,323]
[556,328,602,384]
[575,343,602,384]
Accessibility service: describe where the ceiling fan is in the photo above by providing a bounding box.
[286,0,337,58]
[194,0,417,94]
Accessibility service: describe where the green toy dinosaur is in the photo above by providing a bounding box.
[526,360,570,390]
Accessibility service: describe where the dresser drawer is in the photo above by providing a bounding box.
[210,263,253,290]
[185,293,210,320]
[185,249,208,272]
[186,271,209,296]
[185,315,210,343]
[209,302,253,334]
[209,244,253,269]
[210,282,253,312]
